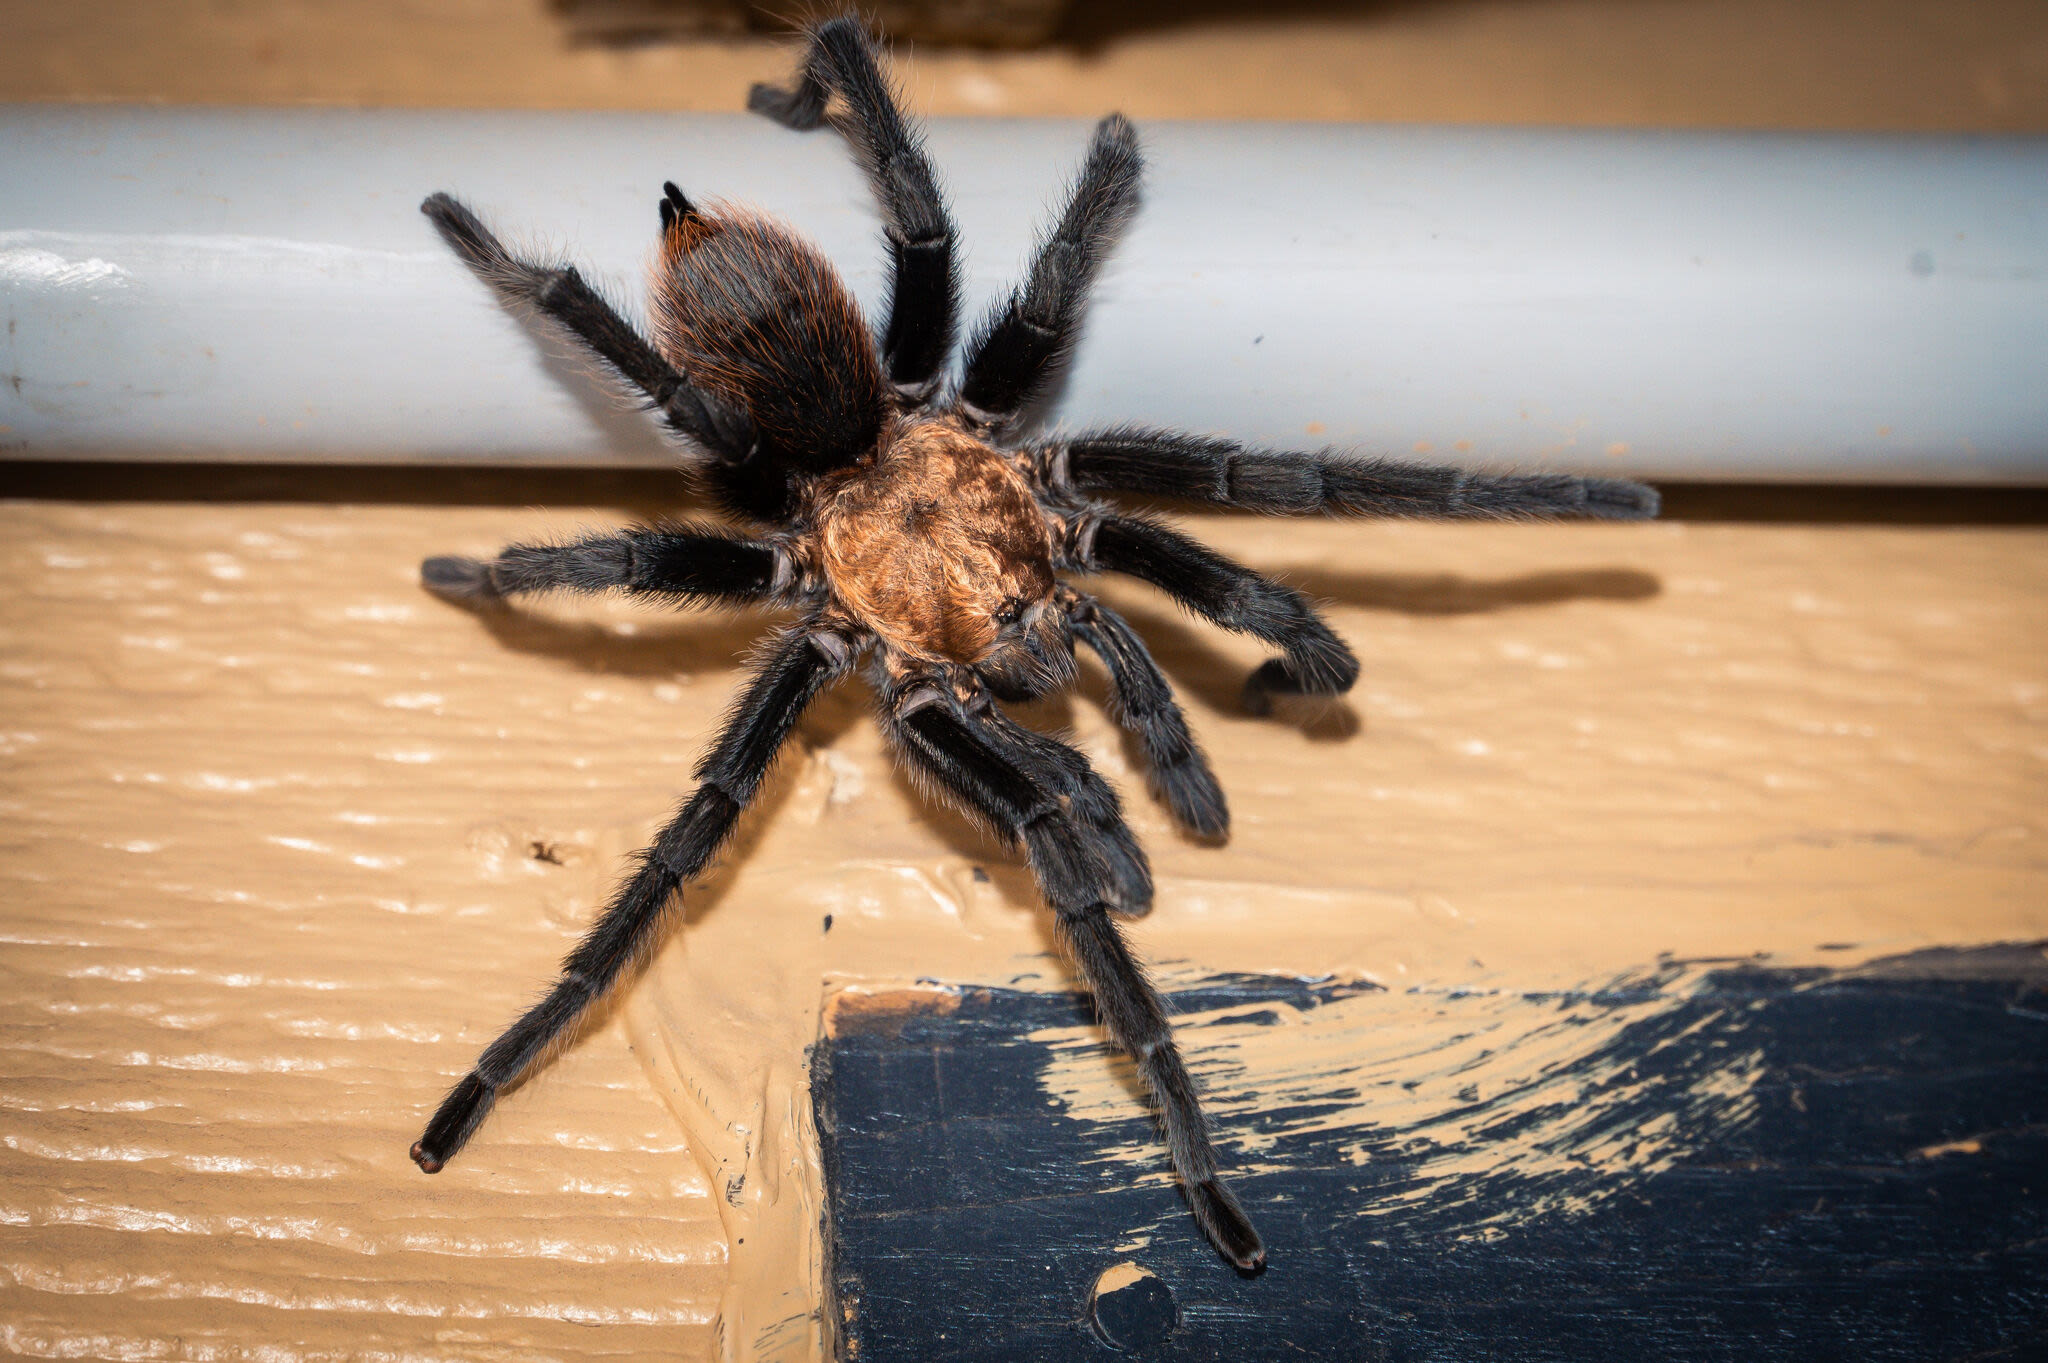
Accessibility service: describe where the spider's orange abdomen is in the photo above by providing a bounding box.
[650,205,886,473]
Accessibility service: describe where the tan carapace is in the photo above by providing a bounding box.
[814,419,1057,666]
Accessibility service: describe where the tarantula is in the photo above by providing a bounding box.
[408,16,1658,1272]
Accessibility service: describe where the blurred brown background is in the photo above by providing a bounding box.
[3,0,2044,129]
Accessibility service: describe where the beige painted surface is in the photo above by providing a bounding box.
[3,501,2043,1356]
[4,2,2047,1359]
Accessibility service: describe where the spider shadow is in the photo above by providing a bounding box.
[1083,562,1663,747]
[1285,563,1662,616]
[448,596,788,681]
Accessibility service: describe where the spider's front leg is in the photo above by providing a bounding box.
[420,193,755,461]
[410,621,853,1173]
[880,675,1265,1271]
[419,523,793,610]
[955,112,1143,439]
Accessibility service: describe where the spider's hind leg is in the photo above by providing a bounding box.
[977,700,1154,918]
[748,16,958,403]
[1065,509,1360,716]
[410,623,851,1174]
[880,678,1265,1270]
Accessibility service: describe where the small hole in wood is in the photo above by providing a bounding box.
[1086,1260,1176,1352]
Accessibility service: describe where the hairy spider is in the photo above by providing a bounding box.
[407,16,1659,1273]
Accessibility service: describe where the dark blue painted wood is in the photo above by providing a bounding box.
[812,945,2048,1361]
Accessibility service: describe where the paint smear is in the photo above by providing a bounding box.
[1030,967,1765,1238]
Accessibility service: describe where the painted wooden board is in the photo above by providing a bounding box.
[816,947,2048,1360]
[6,494,2043,1358]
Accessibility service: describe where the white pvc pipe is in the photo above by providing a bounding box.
[2,107,2044,482]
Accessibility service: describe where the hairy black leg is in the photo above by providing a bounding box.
[976,701,1153,917]
[881,683,1264,1270]
[748,16,957,403]
[1065,593,1229,838]
[1070,511,1360,715]
[419,523,790,609]
[882,684,1149,917]
[1055,911,1263,1272]
[1048,425,1661,520]
[956,114,1143,438]
[420,192,754,461]
[411,624,850,1174]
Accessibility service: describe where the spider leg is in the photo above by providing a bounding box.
[1067,510,1361,715]
[1063,591,1229,838]
[956,114,1143,439]
[1045,425,1661,520]
[419,523,791,610]
[410,622,851,1174]
[747,15,958,405]
[884,681,1150,916]
[976,700,1154,918]
[880,678,1265,1270]
[420,192,755,462]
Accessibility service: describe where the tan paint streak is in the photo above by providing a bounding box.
[1030,971,1766,1235]
[1914,1138,1985,1159]
[824,986,965,1038]
[1091,1260,1156,1295]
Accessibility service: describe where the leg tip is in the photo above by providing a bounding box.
[409,1140,444,1174]
[1585,477,1661,520]
[747,82,821,129]
[1191,1178,1266,1274]
[419,192,475,231]
[420,555,498,605]
[1096,111,1138,144]
[1243,651,1358,720]
[1160,770,1230,841]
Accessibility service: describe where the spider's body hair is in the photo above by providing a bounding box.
[814,418,1061,678]
[650,201,886,518]
[650,199,1063,688]
[409,12,1663,1277]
